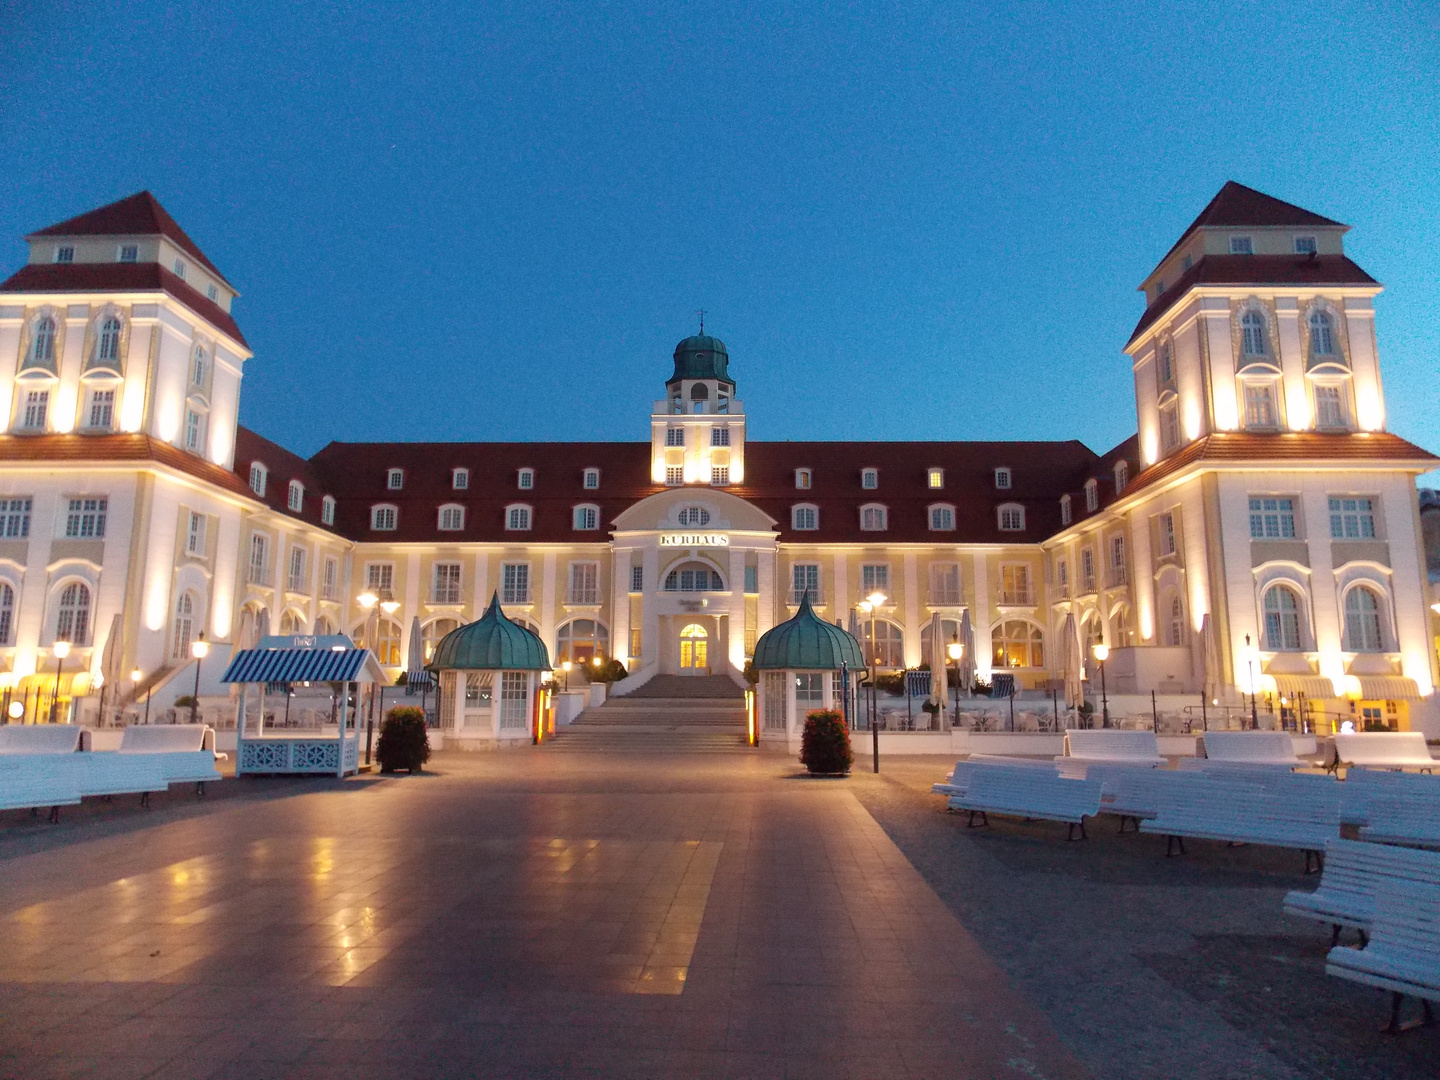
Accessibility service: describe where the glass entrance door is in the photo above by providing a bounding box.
[679,623,708,673]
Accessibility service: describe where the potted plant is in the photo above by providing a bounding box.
[800,709,853,776]
[376,705,431,773]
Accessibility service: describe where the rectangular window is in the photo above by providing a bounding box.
[321,497,335,526]
[927,468,944,489]
[434,562,462,604]
[569,562,599,604]
[711,465,729,485]
[665,466,684,485]
[22,390,48,430]
[365,563,394,595]
[0,497,32,538]
[1294,235,1317,255]
[288,547,307,592]
[1315,385,1345,428]
[118,244,138,263]
[1000,564,1031,605]
[994,468,1011,489]
[517,469,534,489]
[322,557,338,600]
[1230,235,1253,255]
[387,469,404,490]
[506,506,530,530]
[711,427,730,447]
[1057,559,1069,596]
[861,468,878,489]
[56,246,74,263]
[87,389,115,429]
[999,505,1024,531]
[791,563,821,605]
[630,564,644,593]
[861,563,889,594]
[501,563,530,604]
[1080,549,1096,593]
[439,506,464,530]
[499,671,528,729]
[861,505,887,531]
[744,565,758,594]
[185,409,203,451]
[249,464,266,496]
[372,506,397,530]
[1248,497,1296,540]
[795,469,811,490]
[795,671,824,706]
[1244,384,1276,428]
[249,534,270,585]
[206,284,218,302]
[64,497,107,538]
[1060,495,1072,526]
[583,468,600,489]
[1160,402,1180,452]
[1329,496,1377,540]
[1157,342,1173,384]
[173,259,186,278]
[186,511,206,555]
[1109,535,1127,585]
[1085,482,1098,513]
[929,562,961,606]
[287,482,303,512]
[1159,512,1178,555]
[665,427,684,447]
[452,468,469,489]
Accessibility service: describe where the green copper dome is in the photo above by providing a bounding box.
[426,593,550,672]
[752,593,865,671]
[669,334,733,387]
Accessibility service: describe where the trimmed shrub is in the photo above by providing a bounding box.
[590,658,629,684]
[376,705,430,773]
[800,709,853,775]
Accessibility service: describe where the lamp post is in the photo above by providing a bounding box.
[946,638,963,727]
[188,634,208,725]
[133,667,150,726]
[1092,637,1110,729]
[562,661,571,691]
[1245,633,1259,729]
[863,590,886,773]
[50,640,71,723]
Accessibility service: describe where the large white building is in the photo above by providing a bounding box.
[0,184,1435,738]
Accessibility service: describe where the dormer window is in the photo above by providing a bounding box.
[1230,236,1253,255]
[861,468,878,490]
[1114,460,1128,492]
[206,284,218,302]
[791,504,818,531]
[321,495,335,526]
[927,468,944,489]
[118,244,138,263]
[371,505,398,531]
[1084,479,1099,513]
[287,481,303,513]
[249,463,267,497]
[452,467,469,490]
[173,259,186,279]
[1182,254,1193,271]
[1294,235,1317,255]
[572,504,599,530]
[994,467,1012,490]
[583,468,600,489]
[928,504,955,531]
[997,504,1025,532]
[506,504,532,531]
[860,504,887,531]
[1060,494,1072,526]
[438,504,465,531]
[55,246,74,264]
[795,468,812,490]
[518,468,534,490]
[1154,280,1165,299]
[387,468,404,490]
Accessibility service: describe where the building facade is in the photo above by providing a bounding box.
[1,184,1435,736]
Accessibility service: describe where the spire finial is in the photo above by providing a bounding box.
[697,309,706,335]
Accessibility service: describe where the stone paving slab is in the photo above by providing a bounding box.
[0,752,1089,1079]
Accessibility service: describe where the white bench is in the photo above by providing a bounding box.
[117,725,224,790]
[0,757,83,822]
[1194,731,1304,768]
[1139,772,1343,870]
[931,757,1054,797]
[1086,765,1190,831]
[1058,730,1164,777]
[1359,788,1440,850]
[0,725,82,754]
[1326,880,1440,1033]
[949,767,1102,840]
[1285,838,1440,946]
[62,754,169,806]
[1333,732,1438,772]
[1340,769,1440,826]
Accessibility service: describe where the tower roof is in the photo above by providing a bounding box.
[28,190,235,289]
[1158,181,1346,266]
[669,334,733,386]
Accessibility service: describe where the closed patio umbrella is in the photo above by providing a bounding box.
[1200,613,1221,729]
[405,616,430,695]
[99,612,122,726]
[928,611,949,711]
[1060,611,1084,711]
[958,610,976,695]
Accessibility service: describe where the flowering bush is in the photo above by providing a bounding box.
[377,705,430,773]
[800,709,853,775]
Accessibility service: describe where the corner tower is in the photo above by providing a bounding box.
[649,331,746,486]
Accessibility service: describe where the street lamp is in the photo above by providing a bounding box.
[1244,633,1259,729]
[132,667,150,726]
[1091,637,1110,729]
[190,634,208,725]
[946,638,963,726]
[863,590,887,773]
[51,640,71,723]
[561,661,572,691]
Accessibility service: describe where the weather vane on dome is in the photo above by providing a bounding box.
[697,309,706,335]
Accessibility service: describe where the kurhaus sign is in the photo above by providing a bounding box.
[659,532,729,548]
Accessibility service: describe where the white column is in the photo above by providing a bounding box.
[832,549,849,621]
[405,550,422,617]
[611,548,631,665]
[642,544,661,671]
[903,552,921,668]
[473,551,489,614]
[727,545,745,672]
[540,553,557,653]
[972,550,991,679]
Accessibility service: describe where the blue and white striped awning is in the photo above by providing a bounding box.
[404,669,433,694]
[221,647,386,686]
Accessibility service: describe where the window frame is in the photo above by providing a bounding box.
[64,497,108,539]
[1328,496,1377,540]
[118,244,138,263]
[997,503,1025,532]
[433,561,463,605]
[386,468,404,490]
[582,468,601,489]
[437,503,466,532]
[1084,479,1099,513]
[505,503,532,531]
[1059,494,1072,526]
[567,561,600,605]
[927,503,955,532]
[452,467,469,490]
[500,562,531,604]
[185,510,206,556]
[1262,584,1306,652]
[572,503,600,531]
[249,462,267,497]
[1158,511,1178,556]
[321,495,336,527]
[788,562,822,605]
[1294,235,1317,255]
[994,467,1012,490]
[710,465,729,486]
[1248,496,1297,540]
[710,427,730,447]
[665,465,683,486]
[1230,235,1254,255]
[859,503,888,532]
[1342,584,1387,653]
[517,468,535,490]
[927,468,944,490]
[791,503,819,531]
[860,468,878,490]
[370,503,398,531]
[287,480,304,513]
[794,468,812,490]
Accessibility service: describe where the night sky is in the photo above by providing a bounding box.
[3,2,1436,475]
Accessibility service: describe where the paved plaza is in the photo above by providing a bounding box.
[0,750,1436,1079]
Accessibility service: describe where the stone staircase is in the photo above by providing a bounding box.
[548,674,749,752]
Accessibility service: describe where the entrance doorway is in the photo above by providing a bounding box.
[679,623,709,674]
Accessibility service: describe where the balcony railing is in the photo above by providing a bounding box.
[928,590,963,606]
[1109,565,1128,587]
[788,589,825,606]
[1080,576,1096,595]
[286,574,307,594]
[433,586,462,604]
[248,565,270,587]
[501,589,530,605]
[999,589,1033,605]
[568,587,599,605]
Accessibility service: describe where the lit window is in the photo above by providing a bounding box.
[1328,497,1376,540]
[927,468,944,489]
[1241,311,1267,357]
[1344,587,1384,652]
[664,563,724,592]
[97,317,122,365]
[501,563,530,604]
[249,463,267,496]
[665,466,684,485]
[1159,512,1178,555]
[795,469,812,490]
[118,244,138,263]
[0,498,31,539]
[928,504,954,531]
[790,563,821,604]
[711,465,729,485]
[998,504,1024,531]
[1315,385,1346,429]
[1084,479,1098,513]
[439,505,465,531]
[184,409,204,451]
[87,389,115,429]
[792,504,818,531]
[1294,235,1317,255]
[583,468,600,489]
[55,246,74,263]
[186,511,206,555]
[371,505,397,531]
[992,620,1043,668]
[994,468,1011,490]
[573,505,599,530]
[665,427,684,447]
[518,468,534,490]
[506,505,531,531]
[1308,310,1335,357]
[861,468,878,490]
[64,497,107,538]
[1230,236,1253,255]
[387,468,404,490]
[287,480,303,512]
[452,467,469,490]
[22,390,49,430]
[173,259,186,278]
[433,563,462,604]
[1243,383,1276,428]
[56,582,91,644]
[1060,494,1072,526]
[677,506,710,527]
[711,427,730,447]
[860,504,887,531]
[321,495,335,526]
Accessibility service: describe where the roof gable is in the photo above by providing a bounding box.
[1156,181,1346,269]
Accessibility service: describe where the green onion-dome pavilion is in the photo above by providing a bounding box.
[427,593,551,672]
[752,593,865,671]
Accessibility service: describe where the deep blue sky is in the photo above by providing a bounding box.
[3,2,1437,472]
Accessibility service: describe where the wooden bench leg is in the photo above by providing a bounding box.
[1303,850,1323,875]
[1165,835,1186,858]
[196,782,206,798]
[1066,819,1087,842]
[1382,992,1436,1035]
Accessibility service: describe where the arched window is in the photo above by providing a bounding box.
[928,504,955,531]
[423,618,460,662]
[791,504,818,531]
[313,615,335,637]
[0,582,14,645]
[27,315,56,368]
[171,593,197,659]
[1059,494,1072,526]
[506,504,531,531]
[1111,604,1135,648]
[191,344,207,386]
[96,317,122,365]
[354,617,403,666]
[1344,587,1385,653]
[664,561,724,592]
[371,504,398,531]
[677,506,710,527]
[277,610,301,636]
[438,504,465,531]
[1241,311,1267,357]
[56,582,91,644]
[556,619,610,665]
[1308,310,1335,358]
[572,504,599,531]
[992,620,1043,668]
[919,618,962,661]
[1084,479,1099,512]
[860,504,887,531]
[1166,594,1185,647]
[1262,586,1302,651]
[997,503,1025,532]
[857,619,905,669]
[287,480,304,513]
[1114,460,1128,491]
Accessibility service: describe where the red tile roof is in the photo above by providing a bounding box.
[1157,181,1346,267]
[233,427,334,528]
[28,191,234,289]
[1127,254,1377,346]
[0,434,255,499]
[0,262,249,348]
